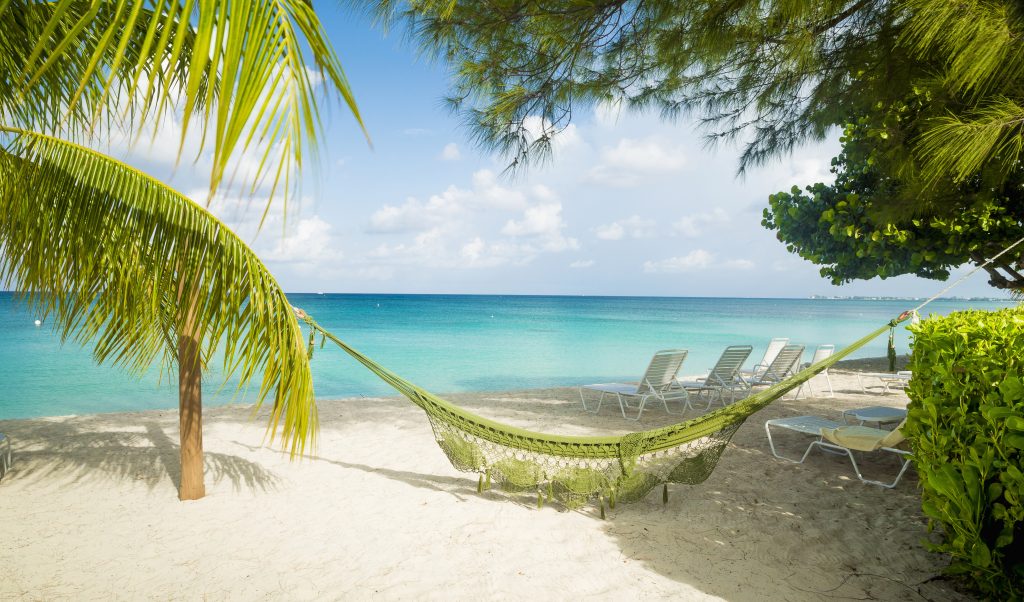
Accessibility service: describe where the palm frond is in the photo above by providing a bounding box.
[3,0,366,211]
[0,126,317,455]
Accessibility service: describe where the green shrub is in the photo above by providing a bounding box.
[906,307,1024,597]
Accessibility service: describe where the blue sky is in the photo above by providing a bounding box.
[112,7,1008,299]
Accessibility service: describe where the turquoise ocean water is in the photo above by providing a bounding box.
[0,292,1016,419]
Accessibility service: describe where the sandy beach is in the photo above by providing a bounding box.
[0,363,967,601]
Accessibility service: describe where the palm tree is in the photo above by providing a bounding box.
[0,0,364,500]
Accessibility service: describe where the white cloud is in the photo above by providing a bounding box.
[369,231,560,270]
[551,123,583,152]
[457,237,534,268]
[367,188,469,233]
[723,258,756,270]
[471,170,529,210]
[788,158,833,186]
[672,208,731,237]
[103,112,205,168]
[367,227,449,265]
[602,138,687,172]
[261,216,342,267]
[643,251,756,273]
[440,142,462,161]
[593,100,624,127]
[502,203,579,252]
[531,184,557,201]
[501,203,560,236]
[360,171,578,271]
[595,222,624,241]
[585,136,689,187]
[569,259,595,269]
[643,250,715,273]
[367,169,530,235]
[520,116,584,154]
[303,65,324,87]
[594,215,656,241]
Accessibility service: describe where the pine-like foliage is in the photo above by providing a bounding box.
[376,0,1024,194]
[371,0,894,173]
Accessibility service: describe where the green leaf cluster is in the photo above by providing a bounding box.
[905,308,1024,596]
[762,89,1024,289]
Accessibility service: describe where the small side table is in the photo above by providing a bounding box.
[843,406,907,428]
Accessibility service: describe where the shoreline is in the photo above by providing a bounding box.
[0,355,914,423]
[0,361,968,600]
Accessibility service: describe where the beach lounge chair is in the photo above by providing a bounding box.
[0,432,10,480]
[765,417,912,488]
[579,349,690,420]
[745,344,805,388]
[804,421,913,488]
[740,337,789,381]
[794,344,835,399]
[856,371,912,394]
[675,345,753,407]
[764,415,845,462]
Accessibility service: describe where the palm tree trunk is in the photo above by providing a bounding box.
[177,304,206,501]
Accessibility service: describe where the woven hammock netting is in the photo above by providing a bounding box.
[298,311,903,512]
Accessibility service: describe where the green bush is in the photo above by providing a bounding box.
[906,307,1024,597]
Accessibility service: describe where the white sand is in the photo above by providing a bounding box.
[0,369,969,600]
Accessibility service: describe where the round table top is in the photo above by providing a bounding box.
[843,405,907,423]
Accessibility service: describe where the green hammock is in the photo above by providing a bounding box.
[298,310,906,513]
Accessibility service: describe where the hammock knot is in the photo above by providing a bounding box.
[889,310,913,327]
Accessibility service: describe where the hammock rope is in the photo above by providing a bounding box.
[289,236,1022,511]
[295,309,905,510]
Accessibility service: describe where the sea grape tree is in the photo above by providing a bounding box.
[763,91,1024,290]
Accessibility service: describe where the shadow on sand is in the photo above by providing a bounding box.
[2,414,279,494]
[0,387,966,601]
[298,389,965,601]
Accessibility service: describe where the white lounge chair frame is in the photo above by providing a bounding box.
[765,417,913,488]
[803,439,913,488]
[794,344,835,399]
[677,345,753,407]
[764,415,843,462]
[0,432,11,480]
[579,349,690,420]
[745,344,805,388]
[856,371,912,394]
[741,337,789,381]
